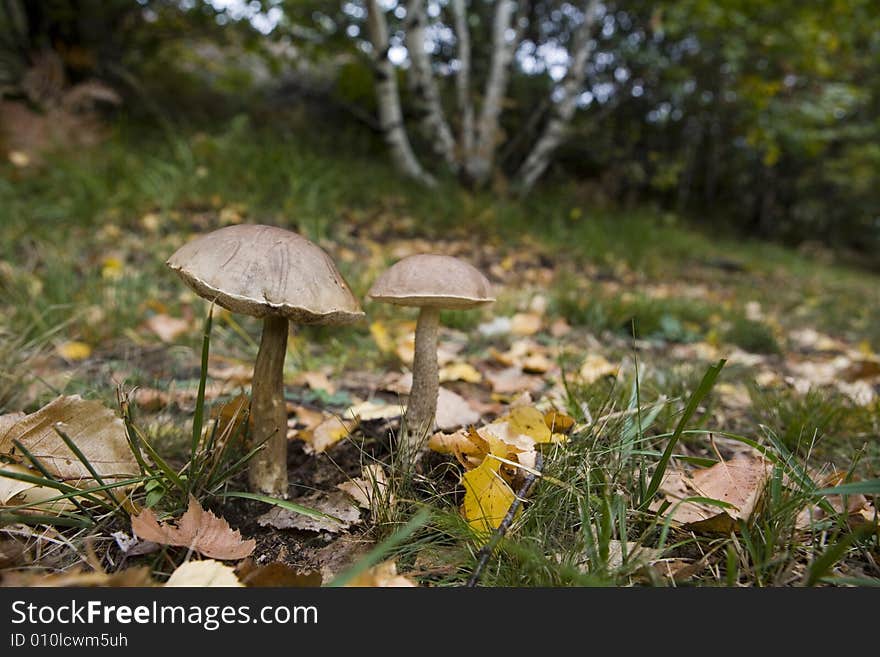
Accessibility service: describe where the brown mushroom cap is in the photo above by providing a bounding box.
[167,224,364,324]
[368,254,494,309]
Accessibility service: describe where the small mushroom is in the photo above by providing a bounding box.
[167,224,363,497]
[368,254,494,451]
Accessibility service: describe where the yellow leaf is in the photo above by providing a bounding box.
[369,321,394,353]
[439,362,482,383]
[544,410,575,433]
[579,354,618,384]
[56,341,91,361]
[462,457,517,534]
[299,416,353,454]
[508,406,552,443]
[8,150,30,167]
[511,313,543,336]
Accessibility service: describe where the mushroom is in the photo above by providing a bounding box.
[368,254,494,451]
[167,224,363,497]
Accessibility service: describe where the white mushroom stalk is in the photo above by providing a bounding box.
[368,254,494,457]
[167,224,364,497]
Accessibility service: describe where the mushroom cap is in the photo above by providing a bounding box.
[166,224,364,325]
[368,254,494,310]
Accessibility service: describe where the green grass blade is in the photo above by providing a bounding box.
[641,359,725,508]
[10,440,96,516]
[53,425,122,509]
[190,304,214,490]
[817,480,880,496]
[221,491,341,522]
[0,511,92,528]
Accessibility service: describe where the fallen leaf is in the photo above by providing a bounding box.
[346,561,417,587]
[654,453,771,533]
[485,367,545,395]
[0,395,139,488]
[0,463,75,512]
[511,313,543,336]
[299,371,337,395]
[462,456,517,534]
[143,314,190,342]
[439,362,482,383]
[579,354,618,384]
[544,410,575,433]
[344,400,402,422]
[299,416,354,454]
[56,341,91,361]
[507,406,552,443]
[435,387,481,430]
[165,560,243,587]
[257,491,361,533]
[131,495,255,560]
[337,464,392,510]
[0,567,154,587]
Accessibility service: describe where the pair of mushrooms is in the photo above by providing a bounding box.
[167,224,493,497]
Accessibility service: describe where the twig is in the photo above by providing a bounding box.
[467,452,544,587]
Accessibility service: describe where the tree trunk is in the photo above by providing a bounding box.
[366,0,435,187]
[516,0,600,191]
[466,0,519,185]
[451,0,475,169]
[405,0,457,171]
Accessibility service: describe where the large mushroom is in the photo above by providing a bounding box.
[368,254,494,452]
[167,224,363,497]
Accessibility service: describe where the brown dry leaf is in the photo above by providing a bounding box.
[207,362,253,385]
[235,561,323,587]
[0,413,24,437]
[211,394,249,439]
[337,464,392,510]
[0,395,139,487]
[257,491,361,533]
[655,454,772,533]
[0,566,154,588]
[165,560,242,587]
[143,313,190,343]
[346,560,417,587]
[131,495,255,560]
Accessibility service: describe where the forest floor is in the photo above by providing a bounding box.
[1,119,878,586]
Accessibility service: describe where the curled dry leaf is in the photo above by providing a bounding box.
[131,495,255,560]
[165,560,243,587]
[0,395,139,488]
[0,463,75,513]
[579,354,618,384]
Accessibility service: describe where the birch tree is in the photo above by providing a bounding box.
[362,0,602,191]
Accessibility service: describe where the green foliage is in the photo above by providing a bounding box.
[722,317,780,354]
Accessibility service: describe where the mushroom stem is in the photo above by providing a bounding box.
[406,306,440,450]
[248,315,290,497]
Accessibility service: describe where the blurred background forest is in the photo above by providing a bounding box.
[1,0,879,261]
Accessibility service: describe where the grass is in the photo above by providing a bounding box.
[1,116,879,586]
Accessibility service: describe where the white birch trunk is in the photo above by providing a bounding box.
[451,0,475,166]
[466,0,519,185]
[366,0,435,186]
[516,0,600,191]
[405,0,457,171]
